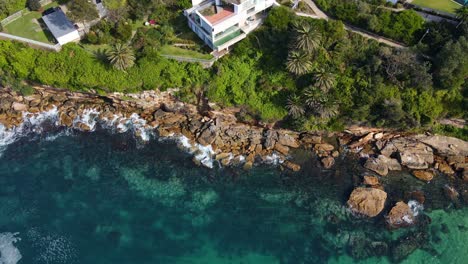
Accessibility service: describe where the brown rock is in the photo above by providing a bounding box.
[418,135,468,157]
[300,133,322,144]
[349,132,374,148]
[443,185,459,203]
[363,176,379,186]
[198,124,217,146]
[314,143,334,152]
[381,138,434,169]
[374,132,384,140]
[282,161,301,172]
[412,170,434,182]
[264,130,278,150]
[406,190,425,204]
[364,157,389,176]
[321,156,335,169]
[243,161,253,170]
[447,155,465,165]
[12,102,28,112]
[77,122,91,131]
[274,143,289,155]
[386,202,415,229]
[347,187,387,217]
[277,132,300,148]
[215,153,231,161]
[463,169,468,182]
[59,112,74,127]
[438,162,455,175]
[331,151,340,158]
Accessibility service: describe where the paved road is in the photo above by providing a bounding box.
[299,0,407,48]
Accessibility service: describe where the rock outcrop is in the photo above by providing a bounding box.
[347,187,387,217]
[386,202,415,229]
[381,138,434,170]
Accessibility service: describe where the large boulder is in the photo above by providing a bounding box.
[12,102,28,112]
[417,135,468,157]
[364,155,401,176]
[364,158,388,176]
[386,202,415,229]
[347,187,387,217]
[277,131,300,148]
[381,138,434,169]
[264,130,278,150]
[197,123,217,146]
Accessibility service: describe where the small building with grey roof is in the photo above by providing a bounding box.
[42,8,80,45]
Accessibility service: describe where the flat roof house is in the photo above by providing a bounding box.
[185,0,277,55]
[42,8,81,45]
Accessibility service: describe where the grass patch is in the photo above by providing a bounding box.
[160,45,213,60]
[2,2,58,43]
[411,0,461,14]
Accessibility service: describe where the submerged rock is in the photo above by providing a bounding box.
[391,231,429,262]
[347,187,387,217]
[386,202,415,229]
[321,156,335,169]
[443,185,460,204]
[412,170,434,182]
[363,175,379,186]
[282,161,301,172]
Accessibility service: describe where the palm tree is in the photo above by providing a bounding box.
[286,50,313,75]
[455,5,468,28]
[313,68,336,92]
[107,43,135,71]
[303,86,338,119]
[286,94,305,118]
[292,21,322,53]
[303,86,323,109]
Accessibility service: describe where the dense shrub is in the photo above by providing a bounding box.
[27,0,41,11]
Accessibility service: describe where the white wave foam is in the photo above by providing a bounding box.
[0,107,155,155]
[0,107,59,156]
[263,153,284,165]
[0,232,22,264]
[176,135,215,168]
[408,200,424,216]
[73,109,100,131]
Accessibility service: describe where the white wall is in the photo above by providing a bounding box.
[56,30,81,45]
[192,0,204,6]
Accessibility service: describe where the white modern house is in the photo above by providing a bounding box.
[185,0,277,55]
[42,8,81,45]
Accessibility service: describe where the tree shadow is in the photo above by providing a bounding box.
[93,48,109,65]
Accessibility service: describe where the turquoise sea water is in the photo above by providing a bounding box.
[0,129,467,264]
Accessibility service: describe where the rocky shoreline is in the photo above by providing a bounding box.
[1,86,467,209]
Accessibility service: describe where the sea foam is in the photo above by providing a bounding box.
[0,232,22,264]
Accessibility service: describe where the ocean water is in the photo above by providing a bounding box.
[0,129,467,263]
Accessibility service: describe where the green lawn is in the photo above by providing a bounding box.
[160,45,213,60]
[2,2,58,43]
[411,0,461,14]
